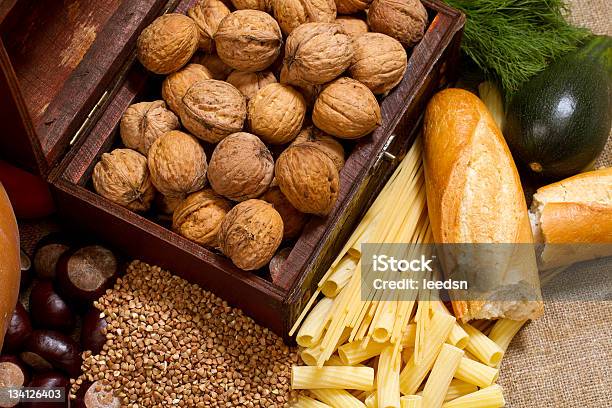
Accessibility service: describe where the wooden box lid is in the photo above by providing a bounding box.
[0,0,179,175]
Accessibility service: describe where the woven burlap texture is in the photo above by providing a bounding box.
[499,2,612,407]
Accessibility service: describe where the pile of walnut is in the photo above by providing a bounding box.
[92,0,427,273]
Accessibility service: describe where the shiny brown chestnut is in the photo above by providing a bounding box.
[55,245,119,307]
[73,381,121,408]
[33,233,73,280]
[81,309,108,355]
[29,281,76,332]
[20,330,82,377]
[0,355,29,408]
[2,302,32,353]
[21,371,69,408]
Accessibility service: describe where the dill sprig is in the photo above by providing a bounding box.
[444,0,591,95]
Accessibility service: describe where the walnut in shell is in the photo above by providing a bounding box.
[231,0,272,12]
[312,77,381,139]
[218,199,283,270]
[291,126,345,171]
[368,0,428,47]
[162,64,213,115]
[261,187,307,239]
[281,22,353,86]
[180,79,247,143]
[248,83,306,144]
[172,189,232,247]
[334,0,372,13]
[226,70,277,101]
[214,10,283,72]
[93,149,155,212]
[137,14,199,74]
[119,101,180,155]
[275,143,339,216]
[187,0,230,53]
[273,0,337,36]
[147,130,208,197]
[335,16,369,39]
[191,53,234,80]
[349,33,407,94]
[207,132,274,201]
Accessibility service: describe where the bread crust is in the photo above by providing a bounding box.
[423,88,543,321]
[0,182,21,351]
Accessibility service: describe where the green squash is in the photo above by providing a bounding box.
[505,36,612,180]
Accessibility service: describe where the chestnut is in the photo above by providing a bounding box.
[20,330,82,377]
[2,302,32,354]
[0,355,29,408]
[81,309,108,354]
[55,245,119,307]
[22,371,69,408]
[268,247,292,284]
[73,381,120,408]
[29,281,76,332]
[33,233,73,280]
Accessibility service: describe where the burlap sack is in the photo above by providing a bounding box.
[499,2,612,407]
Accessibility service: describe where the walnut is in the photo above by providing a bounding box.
[368,0,428,47]
[187,0,231,53]
[273,0,337,36]
[162,64,213,115]
[281,22,353,86]
[147,130,208,197]
[335,0,372,13]
[172,189,232,247]
[275,143,339,216]
[207,132,274,201]
[214,10,283,72]
[179,79,247,143]
[312,77,381,139]
[291,126,345,171]
[137,14,199,74]
[349,33,407,94]
[119,101,179,155]
[261,187,307,239]
[93,149,155,212]
[191,53,234,80]
[231,0,272,12]
[218,199,283,270]
[335,16,369,39]
[248,83,306,144]
[226,70,277,101]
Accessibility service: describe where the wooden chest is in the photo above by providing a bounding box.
[0,0,464,340]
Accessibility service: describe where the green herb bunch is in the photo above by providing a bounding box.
[444,0,591,95]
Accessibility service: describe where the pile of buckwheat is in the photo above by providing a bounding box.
[69,261,298,407]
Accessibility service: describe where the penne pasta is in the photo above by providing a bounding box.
[488,319,527,353]
[400,395,423,408]
[297,297,334,348]
[454,357,499,388]
[321,255,359,298]
[309,389,366,408]
[461,323,504,367]
[444,379,478,402]
[377,345,401,408]
[339,339,389,366]
[421,344,464,408]
[441,384,506,408]
[399,311,456,395]
[291,394,332,408]
[292,366,375,391]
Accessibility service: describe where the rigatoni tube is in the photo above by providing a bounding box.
[454,357,499,388]
[461,323,504,366]
[296,297,334,347]
[421,344,464,408]
[400,395,423,408]
[292,366,375,391]
[488,319,527,353]
[292,395,332,408]
[441,384,505,408]
[310,389,366,408]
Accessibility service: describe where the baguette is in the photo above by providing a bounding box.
[423,88,543,322]
[530,167,612,269]
[0,182,20,352]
